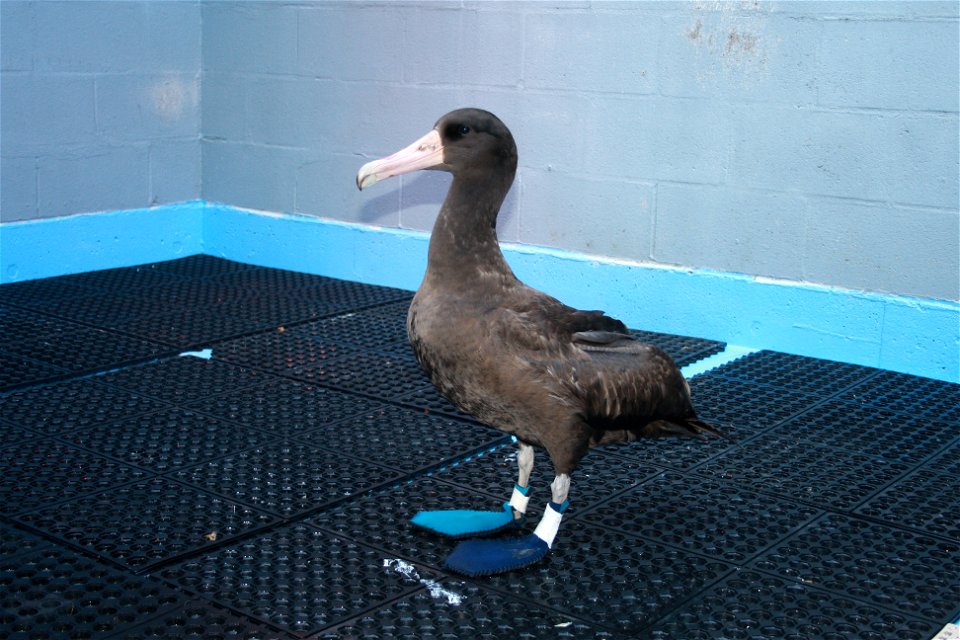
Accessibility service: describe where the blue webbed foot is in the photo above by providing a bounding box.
[444,534,550,576]
[410,502,522,539]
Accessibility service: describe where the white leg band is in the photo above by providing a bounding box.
[509,485,530,514]
[532,502,565,548]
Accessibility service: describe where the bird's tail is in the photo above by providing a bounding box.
[640,416,733,442]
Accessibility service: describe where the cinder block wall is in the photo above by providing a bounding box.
[0,0,201,221]
[2,1,958,302]
[202,0,958,301]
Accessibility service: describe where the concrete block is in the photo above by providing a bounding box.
[397,171,451,233]
[517,92,593,174]
[246,76,325,148]
[803,200,960,300]
[201,73,248,142]
[793,1,958,20]
[519,168,654,259]
[299,5,406,81]
[97,73,199,141]
[730,105,959,208]
[884,113,959,209]
[395,169,521,242]
[399,7,463,84]
[1,1,33,71]
[585,96,732,184]
[819,19,959,112]
[657,11,819,105]
[296,151,400,227]
[145,0,202,73]
[34,0,145,72]
[524,10,658,94]
[37,145,149,218]
[461,8,524,88]
[654,183,807,281]
[881,299,959,382]
[1,74,97,149]
[202,2,297,75]
[202,140,298,214]
[459,89,592,174]
[150,139,201,206]
[1,156,38,222]
[320,82,462,156]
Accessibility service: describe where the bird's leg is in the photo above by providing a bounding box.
[409,440,533,538]
[508,441,534,520]
[532,473,570,548]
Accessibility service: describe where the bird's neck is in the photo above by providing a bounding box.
[423,170,518,289]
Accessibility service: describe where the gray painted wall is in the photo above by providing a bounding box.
[1,0,201,221]
[201,0,958,301]
[1,1,958,301]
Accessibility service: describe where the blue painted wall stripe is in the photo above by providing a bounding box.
[1,201,957,383]
[0,201,204,281]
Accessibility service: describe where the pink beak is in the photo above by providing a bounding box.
[356,129,445,190]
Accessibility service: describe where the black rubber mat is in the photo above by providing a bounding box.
[1,544,186,640]
[17,477,278,571]
[1,256,957,639]
[184,377,383,438]
[18,290,187,326]
[7,325,170,375]
[294,404,508,474]
[855,445,960,540]
[55,264,184,292]
[0,438,150,516]
[479,521,734,633]
[159,523,429,636]
[0,274,94,307]
[695,432,914,511]
[212,329,361,379]
[712,349,879,395]
[586,471,821,564]
[286,349,433,399]
[113,308,268,348]
[1,522,54,560]
[628,328,725,368]
[0,419,39,447]
[315,578,618,640]
[290,307,410,351]
[751,513,959,622]
[394,383,486,421]
[95,356,267,405]
[63,407,273,473]
[146,254,258,278]
[172,440,406,518]
[839,368,960,425]
[0,350,66,391]
[648,570,944,640]
[764,398,957,465]
[0,377,167,434]
[0,303,81,340]
[110,598,289,640]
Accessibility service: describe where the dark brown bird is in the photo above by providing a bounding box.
[357,108,723,575]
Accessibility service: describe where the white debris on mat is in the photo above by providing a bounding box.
[932,623,959,640]
[383,558,465,606]
[180,348,213,360]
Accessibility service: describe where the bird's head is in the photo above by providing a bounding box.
[356,108,517,190]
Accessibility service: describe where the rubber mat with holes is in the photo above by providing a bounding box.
[0,256,957,640]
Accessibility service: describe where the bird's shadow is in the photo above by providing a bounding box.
[358,172,451,227]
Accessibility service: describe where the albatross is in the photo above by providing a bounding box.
[356,108,724,576]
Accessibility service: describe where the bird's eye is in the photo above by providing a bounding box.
[458,125,471,136]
